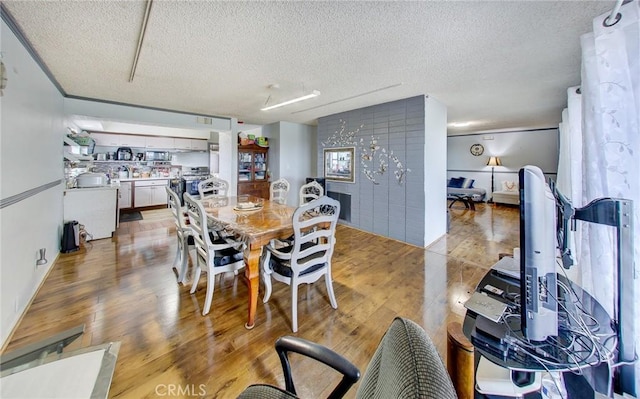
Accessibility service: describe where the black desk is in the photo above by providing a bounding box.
[463,268,616,396]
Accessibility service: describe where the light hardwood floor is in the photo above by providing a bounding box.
[4,202,519,398]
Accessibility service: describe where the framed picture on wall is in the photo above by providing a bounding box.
[324,147,355,183]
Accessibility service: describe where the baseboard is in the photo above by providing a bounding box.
[0,253,59,353]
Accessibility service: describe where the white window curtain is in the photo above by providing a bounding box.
[557,1,639,393]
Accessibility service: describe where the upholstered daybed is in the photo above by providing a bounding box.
[447,177,486,202]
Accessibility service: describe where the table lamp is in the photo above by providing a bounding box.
[487,156,502,203]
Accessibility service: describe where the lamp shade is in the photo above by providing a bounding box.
[486,156,502,167]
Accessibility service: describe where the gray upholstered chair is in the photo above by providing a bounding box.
[270,178,290,205]
[183,193,245,316]
[237,317,458,399]
[166,186,193,284]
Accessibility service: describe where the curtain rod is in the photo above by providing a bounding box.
[605,0,629,27]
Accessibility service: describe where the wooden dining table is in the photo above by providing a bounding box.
[200,195,296,329]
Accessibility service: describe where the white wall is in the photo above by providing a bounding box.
[264,122,316,206]
[1,19,65,346]
[424,96,448,246]
[64,98,231,135]
[447,128,559,194]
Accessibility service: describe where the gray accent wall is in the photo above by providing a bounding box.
[317,95,447,247]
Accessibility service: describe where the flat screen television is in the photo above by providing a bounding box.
[519,165,558,341]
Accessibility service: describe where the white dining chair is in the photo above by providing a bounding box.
[270,178,290,205]
[260,196,340,332]
[183,193,245,316]
[166,186,193,284]
[299,180,324,206]
[198,177,229,199]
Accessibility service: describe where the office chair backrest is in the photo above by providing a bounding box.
[355,318,458,399]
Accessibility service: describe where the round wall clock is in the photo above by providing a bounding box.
[470,143,484,156]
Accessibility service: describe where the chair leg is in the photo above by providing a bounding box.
[190,259,201,294]
[172,237,181,275]
[325,272,338,309]
[178,239,189,284]
[202,270,215,316]
[291,282,299,333]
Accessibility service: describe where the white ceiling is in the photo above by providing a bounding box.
[3,1,613,134]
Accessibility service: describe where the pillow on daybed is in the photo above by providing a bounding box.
[501,181,518,192]
[448,177,465,188]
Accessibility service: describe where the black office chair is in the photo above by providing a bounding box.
[238,317,458,399]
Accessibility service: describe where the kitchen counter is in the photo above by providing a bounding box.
[117,177,177,182]
[65,185,120,192]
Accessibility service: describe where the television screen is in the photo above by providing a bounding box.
[519,165,558,341]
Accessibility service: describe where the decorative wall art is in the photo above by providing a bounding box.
[324,147,355,183]
[322,120,411,185]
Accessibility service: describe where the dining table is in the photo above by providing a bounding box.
[200,195,296,329]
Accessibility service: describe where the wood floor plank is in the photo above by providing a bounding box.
[2,202,519,398]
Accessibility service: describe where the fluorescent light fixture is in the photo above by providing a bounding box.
[449,121,472,128]
[261,90,320,111]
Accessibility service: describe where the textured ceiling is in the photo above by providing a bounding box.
[3,1,614,134]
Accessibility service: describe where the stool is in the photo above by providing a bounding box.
[447,321,475,399]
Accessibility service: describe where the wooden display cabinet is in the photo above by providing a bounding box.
[238,144,269,199]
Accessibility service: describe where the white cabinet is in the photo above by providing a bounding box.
[174,138,208,150]
[118,135,146,147]
[92,133,121,147]
[191,139,208,151]
[118,182,132,209]
[134,180,168,208]
[64,188,118,240]
[92,133,145,147]
[145,136,174,149]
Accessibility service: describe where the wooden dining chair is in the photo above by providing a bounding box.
[270,178,290,205]
[298,180,324,206]
[166,186,193,285]
[260,196,340,332]
[198,177,229,199]
[183,193,245,316]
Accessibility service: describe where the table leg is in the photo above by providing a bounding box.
[244,247,261,329]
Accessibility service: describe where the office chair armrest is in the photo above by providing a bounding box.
[275,336,360,399]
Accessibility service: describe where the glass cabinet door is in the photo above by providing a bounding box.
[238,151,252,182]
[253,152,267,180]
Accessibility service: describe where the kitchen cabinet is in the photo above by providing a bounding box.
[63,187,118,240]
[92,133,145,148]
[134,179,168,208]
[174,138,208,151]
[118,182,132,209]
[145,136,174,149]
[237,144,269,199]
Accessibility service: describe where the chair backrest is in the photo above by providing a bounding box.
[355,317,457,399]
[183,193,213,261]
[270,178,290,205]
[198,177,229,199]
[166,186,187,230]
[288,196,340,275]
[299,180,324,206]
